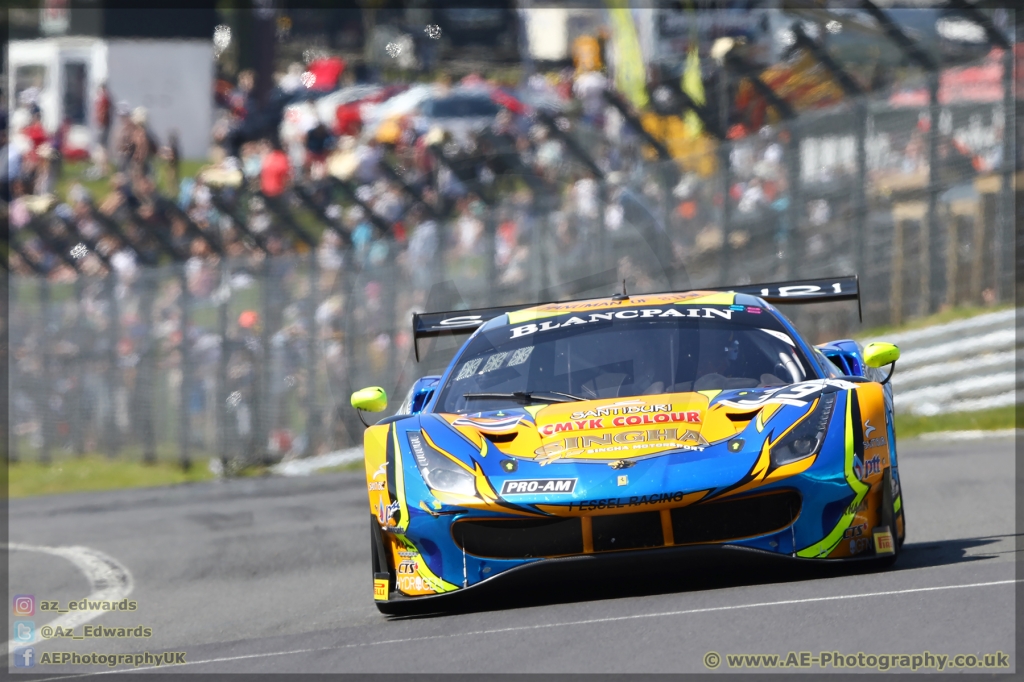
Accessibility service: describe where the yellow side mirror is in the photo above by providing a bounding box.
[863,342,900,368]
[351,386,388,413]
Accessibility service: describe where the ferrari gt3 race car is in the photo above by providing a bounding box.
[351,277,905,613]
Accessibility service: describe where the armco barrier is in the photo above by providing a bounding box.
[866,308,1018,416]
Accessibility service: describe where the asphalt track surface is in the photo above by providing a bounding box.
[6,436,1017,676]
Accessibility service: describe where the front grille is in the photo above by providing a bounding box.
[591,511,663,552]
[454,489,801,559]
[453,517,583,559]
[671,489,801,545]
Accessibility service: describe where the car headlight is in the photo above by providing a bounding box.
[407,431,477,497]
[770,393,836,467]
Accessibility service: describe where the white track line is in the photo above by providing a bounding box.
[29,578,1019,679]
[4,543,134,656]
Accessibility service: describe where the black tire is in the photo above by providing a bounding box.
[869,468,899,569]
[370,517,393,613]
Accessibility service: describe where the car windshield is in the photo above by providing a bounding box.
[434,306,816,413]
[427,96,501,118]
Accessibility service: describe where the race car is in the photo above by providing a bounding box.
[351,276,905,614]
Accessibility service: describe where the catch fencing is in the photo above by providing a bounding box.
[6,48,1020,468]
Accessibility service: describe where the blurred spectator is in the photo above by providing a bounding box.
[23,107,49,158]
[261,138,291,197]
[161,130,181,190]
[113,102,135,172]
[95,82,112,154]
[130,107,158,177]
[304,122,334,179]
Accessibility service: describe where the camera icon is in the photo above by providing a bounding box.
[13,595,35,617]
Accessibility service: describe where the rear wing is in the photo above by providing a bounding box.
[412,275,859,361]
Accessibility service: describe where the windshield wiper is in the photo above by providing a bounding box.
[462,390,586,404]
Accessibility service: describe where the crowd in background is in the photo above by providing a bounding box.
[3,32,1014,461]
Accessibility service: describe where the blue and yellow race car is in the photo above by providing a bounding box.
[352,277,905,614]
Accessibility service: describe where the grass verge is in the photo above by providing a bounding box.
[310,460,364,475]
[6,454,216,499]
[895,404,1018,440]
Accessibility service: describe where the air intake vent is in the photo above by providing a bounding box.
[671,489,801,545]
[591,511,663,552]
[483,431,518,443]
[453,517,583,558]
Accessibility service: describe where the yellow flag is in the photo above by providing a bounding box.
[682,45,704,138]
[606,4,648,110]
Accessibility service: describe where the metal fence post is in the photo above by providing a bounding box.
[255,256,272,465]
[139,267,157,464]
[998,45,1014,301]
[785,122,802,279]
[39,277,52,464]
[926,70,943,314]
[104,269,121,457]
[855,101,869,291]
[217,260,230,473]
[304,248,320,457]
[72,276,87,456]
[178,262,192,470]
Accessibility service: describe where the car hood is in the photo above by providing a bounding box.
[439,389,805,461]
[408,385,845,513]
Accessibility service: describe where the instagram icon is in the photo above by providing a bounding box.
[13,595,35,616]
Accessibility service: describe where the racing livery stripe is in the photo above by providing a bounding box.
[797,391,869,558]
[392,426,410,534]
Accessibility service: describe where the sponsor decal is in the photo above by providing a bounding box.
[398,551,418,558]
[372,462,387,479]
[849,537,870,555]
[438,314,484,328]
[376,497,401,530]
[395,573,448,594]
[397,560,418,574]
[873,527,895,555]
[855,455,881,481]
[500,459,518,473]
[500,478,577,495]
[534,428,708,463]
[864,419,877,438]
[843,522,867,539]
[368,481,386,491]
[715,379,859,409]
[864,436,888,449]
[408,432,429,468]
[617,475,628,486]
[373,579,389,601]
[509,308,733,338]
[541,409,700,435]
[568,490,688,512]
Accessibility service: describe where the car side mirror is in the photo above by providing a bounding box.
[862,342,899,384]
[351,386,388,413]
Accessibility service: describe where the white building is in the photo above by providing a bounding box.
[7,36,214,159]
